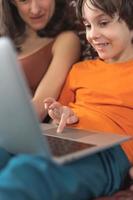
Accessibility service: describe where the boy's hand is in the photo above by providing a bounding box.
[44,98,78,133]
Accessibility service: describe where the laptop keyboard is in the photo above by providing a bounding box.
[46,135,96,157]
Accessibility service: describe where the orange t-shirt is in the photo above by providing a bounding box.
[59,59,133,163]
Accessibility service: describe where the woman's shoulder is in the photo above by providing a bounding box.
[52,31,80,51]
[55,31,79,40]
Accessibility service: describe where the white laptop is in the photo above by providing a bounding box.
[0,37,131,164]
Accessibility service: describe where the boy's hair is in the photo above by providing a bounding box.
[76,0,133,30]
[0,0,76,49]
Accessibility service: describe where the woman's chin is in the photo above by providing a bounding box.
[29,22,47,32]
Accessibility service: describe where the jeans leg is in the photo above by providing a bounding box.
[0,146,130,200]
[0,148,11,170]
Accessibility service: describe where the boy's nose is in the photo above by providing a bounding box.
[86,27,100,41]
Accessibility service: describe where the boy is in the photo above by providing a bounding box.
[0,0,132,200]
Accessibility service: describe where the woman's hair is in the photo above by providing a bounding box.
[0,0,76,49]
[76,0,133,30]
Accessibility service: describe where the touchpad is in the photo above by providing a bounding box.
[44,127,96,139]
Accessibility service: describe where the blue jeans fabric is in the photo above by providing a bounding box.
[0,146,130,200]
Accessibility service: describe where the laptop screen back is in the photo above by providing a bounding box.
[0,37,51,158]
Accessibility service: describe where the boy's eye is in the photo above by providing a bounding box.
[99,21,109,27]
[83,23,91,29]
[85,24,91,29]
[18,0,28,3]
[82,19,91,29]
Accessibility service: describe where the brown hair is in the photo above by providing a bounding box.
[0,0,76,49]
[76,0,133,30]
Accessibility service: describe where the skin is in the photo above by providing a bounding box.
[12,0,81,121]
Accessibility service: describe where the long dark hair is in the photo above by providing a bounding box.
[0,0,76,49]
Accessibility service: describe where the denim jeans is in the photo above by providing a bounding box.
[0,145,130,200]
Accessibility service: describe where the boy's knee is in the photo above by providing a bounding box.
[0,148,12,170]
[8,154,51,173]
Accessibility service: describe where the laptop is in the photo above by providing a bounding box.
[0,37,131,164]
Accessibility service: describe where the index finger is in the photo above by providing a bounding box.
[57,111,70,133]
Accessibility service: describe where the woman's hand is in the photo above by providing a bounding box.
[44,98,78,133]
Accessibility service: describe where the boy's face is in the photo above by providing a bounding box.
[82,0,133,63]
[12,0,55,31]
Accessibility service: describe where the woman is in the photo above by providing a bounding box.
[0,0,80,121]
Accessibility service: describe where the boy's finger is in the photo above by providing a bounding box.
[43,97,55,110]
[48,109,60,121]
[57,112,69,133]
[44,103,49,110]
[44,98,55,109]
[49,102,61,110]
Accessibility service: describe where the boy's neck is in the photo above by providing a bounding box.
[104,52,133,64]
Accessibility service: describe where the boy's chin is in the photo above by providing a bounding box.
[98,54,112,62]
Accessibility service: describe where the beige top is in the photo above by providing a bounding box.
[19,41,54,95]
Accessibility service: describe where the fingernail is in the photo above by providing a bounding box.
[57,127,61,133]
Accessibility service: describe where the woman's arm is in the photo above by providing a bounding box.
[33,31,81,121]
